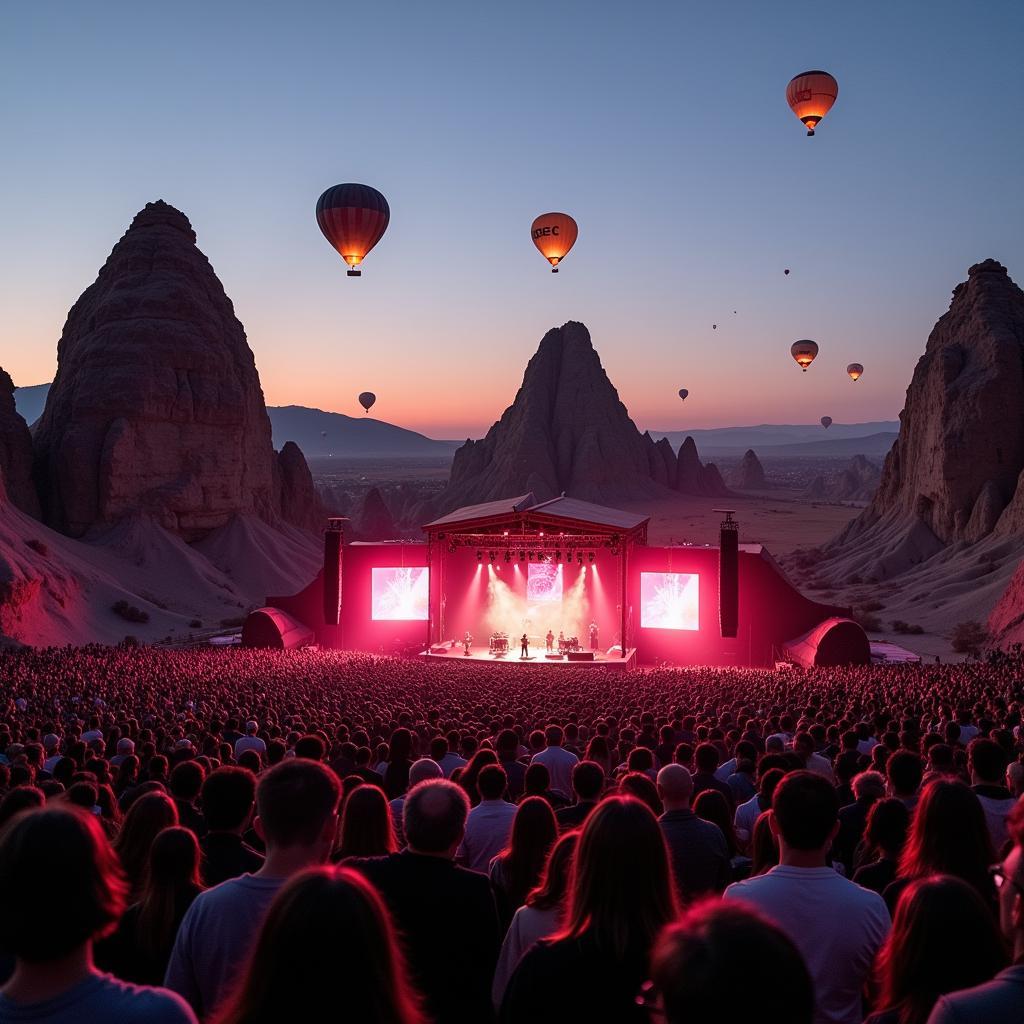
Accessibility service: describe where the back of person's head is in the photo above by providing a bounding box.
[693,790,736,855]
[758,766,786,802]
[887,750,924,796]
[627,747,654,773]
[750,810,779,875]
[968,737,1007,784]
[876,875,1007,1024]
[408,758,443,788]
[476,763,507,801]
[402,779,469,855]
[657,763,693,808]
[145,825,201,893]
[428,736,448,762]
[694,742,719,773]
[571,760,604,802]
[649,900,813,1024]
[216,866,424,1024]
[256,759,341,850]
[524,761,550,795]
[169,759,205,801]
[496,729,519,757]
[113,791,178,888]
[852,769,886,802]
[202,766,257,833]
[563,796,678,958]
[0,807,127,962]
[619,772,662,817]
[545,724,564,747]
[0,786,45,828]
[526,829,580,912]
[865,798,911,858]
[771,771,838,851]
[338,784,397,859]
[294,734,326,762]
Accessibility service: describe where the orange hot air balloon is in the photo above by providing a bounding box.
[791,339,819,372]
[316,184,390,277]
[847,363,864,382]
[786,70,839,136]
[531,213,578,272]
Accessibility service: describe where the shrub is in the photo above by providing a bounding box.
[854,610,882,632]
[112,599,150,624]
[860,600,885,612]
[892,620,925,635]
[951,621,988,656]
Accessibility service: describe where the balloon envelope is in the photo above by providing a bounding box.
[791,340,819,372]
[531,213,578,271]
[358,391,376,413]
[786,70,838,136]
[821,416,832,429]
[316,184,390,273]
[678,389,689,401]
[847,363,864,382]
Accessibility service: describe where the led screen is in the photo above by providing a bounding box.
[640,572,699,631]
[527,561,563,603]
[371,567,429,621]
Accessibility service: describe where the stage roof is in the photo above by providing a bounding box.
[424,494,649,533]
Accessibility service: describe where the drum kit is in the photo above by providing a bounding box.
[489,631,510,655]
[558,635,581,654]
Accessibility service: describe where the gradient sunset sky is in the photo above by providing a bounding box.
[2,1,1022,438]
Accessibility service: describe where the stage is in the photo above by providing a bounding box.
[421,644,637,671]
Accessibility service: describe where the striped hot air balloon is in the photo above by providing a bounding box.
[847,363,864,382]
[791,340,819,371]
[531,213,578,272]
[316,184,390,277]
[786,71,839,136]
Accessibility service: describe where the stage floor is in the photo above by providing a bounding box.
[420,645,637,670]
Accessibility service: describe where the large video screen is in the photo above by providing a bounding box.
[527,561,563,603]
[371,567,429,621]
[640,572,699,631]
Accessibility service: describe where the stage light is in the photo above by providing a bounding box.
[489,551,497,562]
[588,551,595,563]
[477,550,482,561]
[577,551,583,563]
[504,551,511,562]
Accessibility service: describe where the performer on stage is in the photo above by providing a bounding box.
[589,621,599,651]
[520,633,529,658]
[545,630,554,652]
[463,632,473,656]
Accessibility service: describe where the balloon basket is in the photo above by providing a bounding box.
[347,269,362,277]
[551,267,559,273]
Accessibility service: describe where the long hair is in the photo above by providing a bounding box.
[493,797,558,910]
[560,796,678,959]
[336,784,397,860]
[113,792,178,899]
[750,810,778,876]
[460,749,498,805]
[693,789,738,858]
[898,781,995,900]
[875,875,1007,1024]
[215,866,425,1024]
[526,830,579,912]
[135,826,204,960]
[618,772,662,816]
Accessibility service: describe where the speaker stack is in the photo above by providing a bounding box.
[716,509,739,639]
[323,518,345,626]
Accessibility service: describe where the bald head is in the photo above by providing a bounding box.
[403,779,469,856]
[657,764,693,810]
[409,757,443,787]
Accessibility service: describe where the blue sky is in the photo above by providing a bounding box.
[1,0,1022,436]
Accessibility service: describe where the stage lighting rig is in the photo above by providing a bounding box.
[476,550,482,561]
[489,551,497,562]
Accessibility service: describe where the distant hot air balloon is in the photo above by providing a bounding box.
[712,324,717,330]
[821,416,832,429]
[847,362,864,382]
[784,268,790,276]
[678,388,689,401]
[320,430,327,438]
[531,213,578,272]
[786,70,839,137]
[358,392,376,414]
[316,183,390,277]
[791,340,819,372]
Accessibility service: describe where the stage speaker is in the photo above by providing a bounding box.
[718,509,739,639]
[323,521,343,626]
[567,651,595,661]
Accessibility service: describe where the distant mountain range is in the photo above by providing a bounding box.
[14,384,896,461]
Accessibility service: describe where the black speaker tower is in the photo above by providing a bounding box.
[716,509,739,639]
[323,518,346,626]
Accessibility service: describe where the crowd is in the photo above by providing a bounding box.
[2,645,1024,1022]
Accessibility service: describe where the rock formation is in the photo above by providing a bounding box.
[803,455,881,503]
[276,442,324,534]
[729,449,767,490]
[675,438,730,497]
[357,487,397,540]
[32,201,317,539]
[435,322,726,512]
[0,370,41,518]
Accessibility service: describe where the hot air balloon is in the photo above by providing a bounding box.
[358,392,376,414]
[821,416,832,429]
[847,363,864,382]
[784,268,790,276]
[712,324,717,330]
[786,70,839,136]
[791,340,819,372]
[316,184,390,277]
[678,388,689,401]
[531,213,578,272]
[320,430,327,438]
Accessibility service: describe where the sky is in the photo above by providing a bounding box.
[1,1,1023,439]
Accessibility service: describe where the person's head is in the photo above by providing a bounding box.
[694,743,719,774]
[899,780,995,889]
[544,725,564,748]
[244,720,259,736]
[571,760,605,803]
[524,761,550,796]
[619,772,662,816]
[864,798,911,859]
[294,734,326,762]
[887,750,924,799]
[169,760,205,802]
[875,876,1007,1024]
[255,760,341,859]
[216,866,424,1024]
[693,789,737,857]
[0,807,127,963]
[998,795,1024,952]
[402,779,469,857]
[656,763,693,811]
[770,771,838,858]
[113,791,178,892]
[968,737,1007,786]
[476,763,507,802]
[337,784,397,859]
[852,769,886,803]
[136,826,203,955]
[202,766,257,834]
[648,900,813,1024]
[526,830,580,912]
[563,796,678,958]
[407,758,443,788]
[0,786,45,828]
[498,796,559,908]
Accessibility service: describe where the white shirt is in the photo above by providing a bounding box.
[725,866,889,1024]
[531,745,579,798]
[733,793,765,846]
[438,752,468,778]
[234,735,266,757]
[715,757,738,781]
[492,903,561,1008]
[803,752,835,782]
[458,798,518,872]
